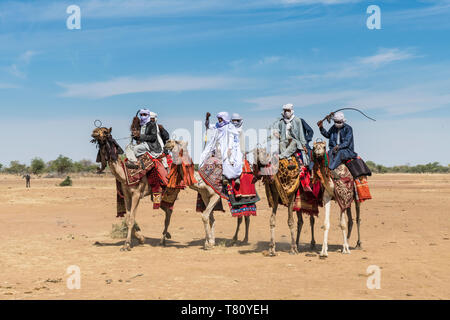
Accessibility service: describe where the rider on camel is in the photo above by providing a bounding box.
[126,109,170,169]
[317,111,358,170]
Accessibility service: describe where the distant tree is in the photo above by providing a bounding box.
[73,159,98,173]
[0,163,3,172]
[5,160,28,174]
[30,157,46,175]
[48,155,73,174]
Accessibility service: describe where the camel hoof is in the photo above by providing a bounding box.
[289,248,299,255]
[231,238,238,246]
[242,239,249,245]
[355,243,363,250]
[160,239,166,246]
[310,243,316,250]
[165,232,171,240]
[319,255,328,259]
[120,245,131,252]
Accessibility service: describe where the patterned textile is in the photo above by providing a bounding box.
[116,179,126,218]
[229,203,257,217]
[355,176,372,203]
[293,182,323,217]
[147,157,169,209]
[167,162,197,189]
[273,156,301,206]
[196,193,225,212]
[122,152,155,186]
[198,156,229,200]
[332,164,354,212]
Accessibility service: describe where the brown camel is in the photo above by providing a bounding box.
[253,147,316,256]
[91,127,174,251]
[164,139,251,249]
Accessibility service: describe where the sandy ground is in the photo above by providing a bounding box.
[0,173,449,300]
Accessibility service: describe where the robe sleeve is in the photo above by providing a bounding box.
[320,126,331,139]
[339,126,353,149]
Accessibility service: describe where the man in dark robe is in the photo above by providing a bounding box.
[317,111,357,170]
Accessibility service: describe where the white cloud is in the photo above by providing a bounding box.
[257,56,281,65]
[246,82,450,115]
[19,50,39,64]
[8,64,26,79]
[0,83,19,89]
[357,48,416,68]
[58,75,246,98]
[296,48,417,80]
[0,0,363,22]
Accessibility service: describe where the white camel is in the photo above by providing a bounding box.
[164,139,251,249]
[312,141,362,257]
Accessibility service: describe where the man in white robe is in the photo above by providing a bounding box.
[200,112,243,181]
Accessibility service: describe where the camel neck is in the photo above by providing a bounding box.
[108,160,126,183]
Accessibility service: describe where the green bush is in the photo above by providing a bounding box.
[59,176,73,187]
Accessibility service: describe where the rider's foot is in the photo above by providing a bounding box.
[126,161,139,169]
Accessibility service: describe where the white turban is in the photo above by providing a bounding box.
[333,111,346,122]
[217,111,230,122]
[232,113,242,120]
[150,111,157,121]
[282,103,294,111]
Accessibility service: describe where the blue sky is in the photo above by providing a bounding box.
[1,0,449,166]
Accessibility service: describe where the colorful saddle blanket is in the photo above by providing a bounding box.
[122,152,155,186]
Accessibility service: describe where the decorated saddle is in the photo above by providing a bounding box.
[197,157,259,217]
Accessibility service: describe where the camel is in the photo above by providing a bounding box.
[311,141,362,257]
[253,147,316,256]
[164,139,251,249]
[91,127,174,251]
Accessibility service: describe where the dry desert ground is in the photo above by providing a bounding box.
[0,173,449,300]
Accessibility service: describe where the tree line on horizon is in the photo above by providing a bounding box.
[0,155,98,175]
[0,156,449,175]
[365,161,450,174]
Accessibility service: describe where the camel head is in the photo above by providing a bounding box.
[252,147,279,178]
[164,139,191,165]
[90,127,123,173]
[91,127,112,144]
[313,140,327,159]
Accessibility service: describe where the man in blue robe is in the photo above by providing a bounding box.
[317,111,357,170]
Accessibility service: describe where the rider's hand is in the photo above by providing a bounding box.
[317,120,323,128]
[332,145,339,153]
[132,130,140,138]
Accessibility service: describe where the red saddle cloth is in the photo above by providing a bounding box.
[231,160,256,197]
[147,157,169,209]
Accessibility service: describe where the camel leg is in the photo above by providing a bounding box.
[202,193,220,250]
[122,191,141,251]
[132,224,145,245]
[346,207,353,240]
[355,201,362,249]
[310,215,316,250]
[160,207,173,246]
[269,187,279,256]
[288,199,299,255]
[232,217,243,245]
[340,210,351,254]
[209,211,216,246]
[296,211,304,252]
[320,193,332,258]
[243,216,250,244]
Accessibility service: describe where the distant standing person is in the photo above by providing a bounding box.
[23,174,31,188]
